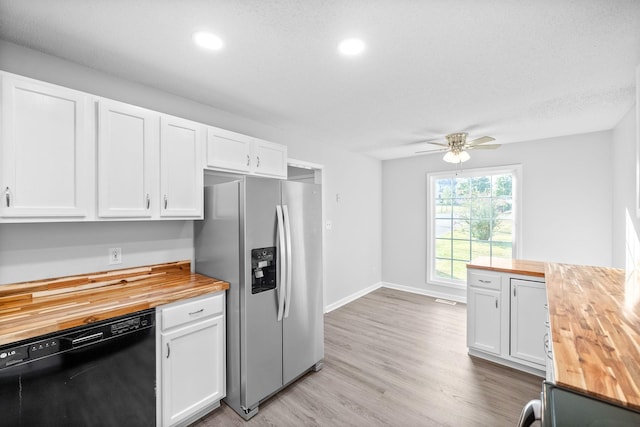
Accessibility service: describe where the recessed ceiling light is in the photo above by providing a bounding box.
[338,38,365,56]
[192,31,224,51]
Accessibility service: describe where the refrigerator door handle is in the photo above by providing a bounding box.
[276,205,287,322]
[283,205,293,318]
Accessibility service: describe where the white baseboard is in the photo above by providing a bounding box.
[324,282,383,313]
[382,281,467,304]
[324,281,467,313]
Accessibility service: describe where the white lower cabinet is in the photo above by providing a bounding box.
[157,292,226,427]
[467,268,547,376]
[467,271,502,355]
[510,278,547,366]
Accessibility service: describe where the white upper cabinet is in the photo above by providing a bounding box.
[160,116,204,218]
[206,127,287,179]
[252,138,288,178]
[97,99,158,218]
[206,127,252,173]
[0,73,90,219]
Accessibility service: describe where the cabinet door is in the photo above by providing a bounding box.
[206,127,252,173]
[467,286,501,355]
[510,279,546,366]
[97,99,157,217]
[161,316,225,427]
[253,138,287,178]
[0,74,89,218]
[160,116,203,218]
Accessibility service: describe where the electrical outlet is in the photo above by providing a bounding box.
[109,247,122,265]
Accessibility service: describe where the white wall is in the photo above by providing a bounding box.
[382,131,613,301]
[611,105,638,268]
[0,41,382,309]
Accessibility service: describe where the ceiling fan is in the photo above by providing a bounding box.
[416,132,500,163]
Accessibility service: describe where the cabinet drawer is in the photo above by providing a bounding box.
[467,271,501,290]
[161,292,224,331]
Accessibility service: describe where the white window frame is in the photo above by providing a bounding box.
[427,164,523,289]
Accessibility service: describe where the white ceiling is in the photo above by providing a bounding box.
[1,0,639,160]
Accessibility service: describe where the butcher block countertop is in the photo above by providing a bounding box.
[545,262,640,412]
[466,256,546,277]
[0,260,229,346]
[468,257,640,411]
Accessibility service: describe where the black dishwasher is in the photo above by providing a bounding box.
[0,309,156,427]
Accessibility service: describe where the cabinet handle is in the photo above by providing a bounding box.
[166,343,170,359]
[246,154,250,167]
[256,156,260,168]
[479,279,491,284]
[495,298,498,309]
[145,193,150,209]
[513,288,516,297]
[189,308,204,316]
[4,187,10,208]
[164,195,168,209]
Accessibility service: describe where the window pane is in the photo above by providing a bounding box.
[452,260,468,281]
[471,240,491,259]
[470,219,493,241]
[493,174,512,197]
[435,239,452,258]
[452,239,471,262]
[493,219,512,242]
[453,177,469,198]
[435,219,452,237]
[435,258,452,279]
[452,198,469,219]
[470,198,492,219]
[469,176,491,197]
[435,178,454,199]
[492,241,513,258]
[453,219,469,238]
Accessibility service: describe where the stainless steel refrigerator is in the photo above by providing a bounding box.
[194,175,324,420]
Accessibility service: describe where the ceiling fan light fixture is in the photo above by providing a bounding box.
[443,150,470,163]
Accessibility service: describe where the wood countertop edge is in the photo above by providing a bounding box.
[466,257,546,277]
[0,262,229,347]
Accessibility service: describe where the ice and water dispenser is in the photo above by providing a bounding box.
[251,247,277,294]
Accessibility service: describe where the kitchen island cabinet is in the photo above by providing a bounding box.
[466,257,546,376]
[467,270,502,355]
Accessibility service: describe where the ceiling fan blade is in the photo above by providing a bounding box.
[467,144,501,150]
[426,141,448,147]
[415,147,448,154]
[466,136,495,146]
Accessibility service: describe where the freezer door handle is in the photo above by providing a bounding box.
[283,204,293,318]
[276,205,287,321]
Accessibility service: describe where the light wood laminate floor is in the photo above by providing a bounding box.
[195,288,542,426]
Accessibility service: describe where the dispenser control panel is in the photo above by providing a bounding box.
[251,247,277,294]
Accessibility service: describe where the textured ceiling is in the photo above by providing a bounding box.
[1,0,639,159]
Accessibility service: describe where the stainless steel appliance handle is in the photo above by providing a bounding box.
[4,187,10,208]
[517,399,541,427]
[276,205,286,321]
[283,205,293,318]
